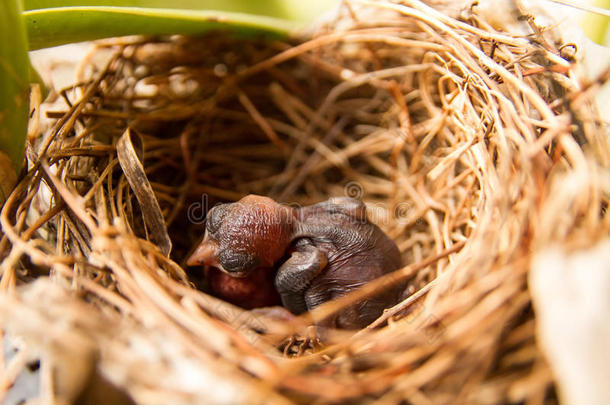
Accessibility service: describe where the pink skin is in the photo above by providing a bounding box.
[204,266,280,309]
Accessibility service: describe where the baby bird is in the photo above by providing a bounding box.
[187,195,402,329]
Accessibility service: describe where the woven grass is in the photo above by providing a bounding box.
[1,1,609,404]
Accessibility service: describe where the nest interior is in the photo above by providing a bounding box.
[1,1,609,404]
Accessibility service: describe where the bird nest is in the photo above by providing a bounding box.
[1,1,609,404]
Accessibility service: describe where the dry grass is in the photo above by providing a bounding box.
[1,1,609,404]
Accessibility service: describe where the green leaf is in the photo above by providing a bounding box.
[25,7,299,50]
[0,0,29,203]
[23,0,337,25]
[24,1,339,50]
[23,1,294,20]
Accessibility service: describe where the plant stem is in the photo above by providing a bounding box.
[0,0,30,204]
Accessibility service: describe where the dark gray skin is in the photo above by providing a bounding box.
[187,195,403,329]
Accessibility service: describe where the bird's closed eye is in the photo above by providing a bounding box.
[206,203,229,234]
[218,251,259,274]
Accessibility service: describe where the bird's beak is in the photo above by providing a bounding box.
[187,234,219,267]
